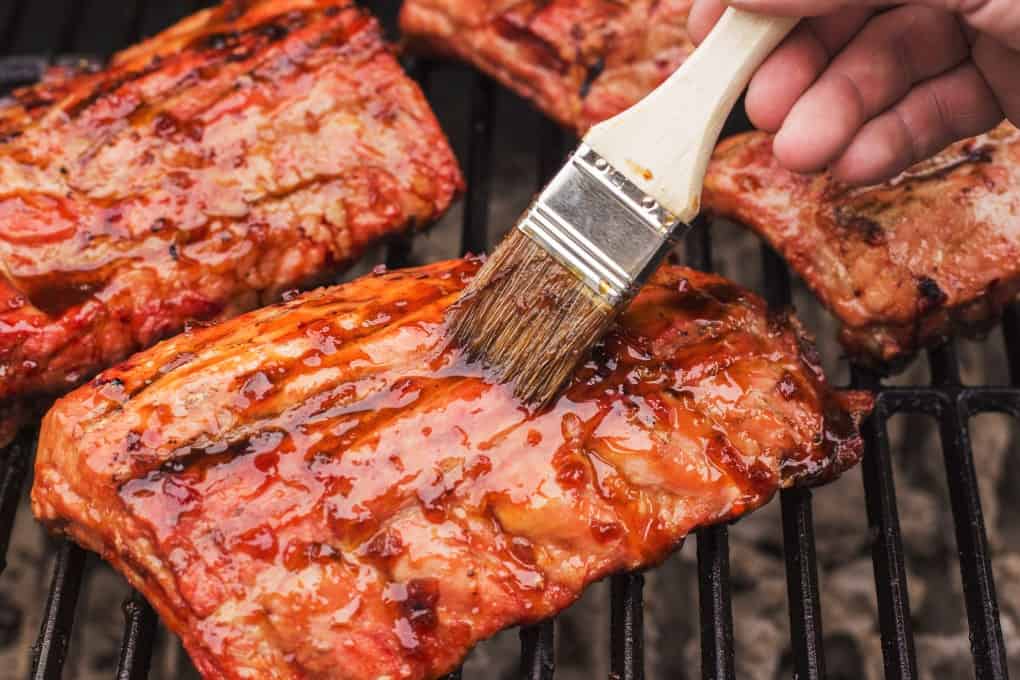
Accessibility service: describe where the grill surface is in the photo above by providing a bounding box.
[0,2,1016,679]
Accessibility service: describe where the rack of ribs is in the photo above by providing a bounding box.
[33,258,871,680]
[0,0,463,446]
[399,0,695,135]
[703,123,1020,368]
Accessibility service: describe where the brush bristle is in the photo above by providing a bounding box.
[450,230,620,406]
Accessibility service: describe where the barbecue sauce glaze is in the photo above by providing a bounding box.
[35,257,870,680]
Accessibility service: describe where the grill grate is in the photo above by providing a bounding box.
[0,1,1016,679]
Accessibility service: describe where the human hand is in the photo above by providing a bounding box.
[689,0,1020,185]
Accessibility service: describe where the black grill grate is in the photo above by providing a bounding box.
[0,1,1016,679]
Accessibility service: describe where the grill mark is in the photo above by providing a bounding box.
[484,504,551,595]
[61,6,365,173]
[201,378,477,553]
[112,264,469,409]
[492,16,569,74]
[835,211,886,246]
[917,276,948,313]
[301,376,469,480]
[660,357,795,494]
[10,139,421,321]
[754,372,823,465]
[63,64,163,120]
[113,294,461,479]
[897,142,995,184]
[703,431,776,502]
[579,57,604,99]
[297,377,483,542]
[128,14,354,139]
[113,304,299,405]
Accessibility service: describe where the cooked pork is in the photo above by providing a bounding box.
[703,124,1020,367]
[0,0,463,446]
[33,258,871,680]
[400,0,695,135]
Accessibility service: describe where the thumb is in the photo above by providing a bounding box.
[728,0,1020,49]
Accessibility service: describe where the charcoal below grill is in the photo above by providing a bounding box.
[0,2,1019,679]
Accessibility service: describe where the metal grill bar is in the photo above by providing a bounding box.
[610,573,645,680]
[461,73,494,256]
[30,542,87,680]
[761,240,828,680]
[0,1,24,54]
[854,368,920,680]
[0,54,46,87]
[780,489,826,680]
[520,621,556,680]
[510,112,568,680]
[4,0,76,54]
[387,56,431,270]
[68,0,146,54]
[696,526,735,680]
[1003,306,1020,387]
[116,593,158,680]
[928,346,1009,679]
[877,388,1020,410]
[939,401,1008,679]
[0,429,32,573]
[687,218,736,680]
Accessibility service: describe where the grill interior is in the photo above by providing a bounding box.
[0,2,1017,679]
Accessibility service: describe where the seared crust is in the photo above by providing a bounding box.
[33,258,870,680]
[703,124,1020,367]
[399,0,694,135]
[0,0,463,445]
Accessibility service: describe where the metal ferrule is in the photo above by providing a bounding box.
[516,144,686,307]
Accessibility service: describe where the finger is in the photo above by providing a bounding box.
[831,62,1004,185]
[891,0,1020,50]
[688,0,728,45]
[772,6,970,173]
[972,35,1020,126]
[745,8,873,131]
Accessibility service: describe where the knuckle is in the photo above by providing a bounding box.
[956,0,1020,39]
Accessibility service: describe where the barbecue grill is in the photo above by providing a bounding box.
[0,1,1017,679]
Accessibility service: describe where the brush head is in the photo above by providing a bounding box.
[449,143,688,406]
[450,229,621,406]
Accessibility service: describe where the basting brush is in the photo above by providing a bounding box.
[450,7,799,405]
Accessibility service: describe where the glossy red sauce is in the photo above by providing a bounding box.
[21,252,873,680]
[103,260,866,675]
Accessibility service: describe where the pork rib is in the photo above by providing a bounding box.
[0,0,463,445]
[703,124,1020,367]
[399,0,695,135]
[33,258,871,680]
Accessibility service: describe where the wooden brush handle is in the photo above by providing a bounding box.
[583,8,798,224]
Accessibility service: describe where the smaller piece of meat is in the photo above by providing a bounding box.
[400,0,695,135]
[703,123,1020,368]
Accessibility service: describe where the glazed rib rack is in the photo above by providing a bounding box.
[0,1,1018,679]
